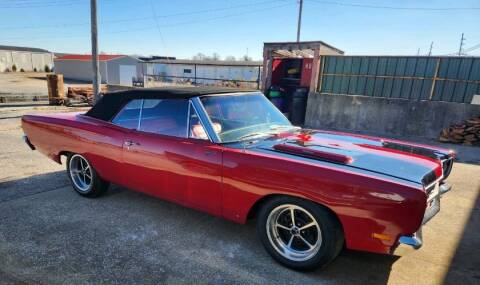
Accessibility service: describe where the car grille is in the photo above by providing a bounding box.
[442,157,454,179]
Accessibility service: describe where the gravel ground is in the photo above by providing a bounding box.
[0,105,479,285]
[0,72,95,103]
[0,72,49,96]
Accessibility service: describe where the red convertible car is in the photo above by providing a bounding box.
[22,87,454,270]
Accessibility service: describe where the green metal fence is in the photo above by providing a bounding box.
[318,56,480,103]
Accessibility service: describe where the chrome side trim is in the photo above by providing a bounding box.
[186,101,191,138]
[137,99,145,131]
[198,91,260,98]
[188,100,213,142]
[190,97,221,143]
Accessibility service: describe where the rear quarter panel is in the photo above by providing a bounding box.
[21,113,125,184]
[221,148,427,254]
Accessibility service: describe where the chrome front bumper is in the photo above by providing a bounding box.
[398,181,451,249]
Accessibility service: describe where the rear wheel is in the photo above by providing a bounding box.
[257,196,344,270]
[67,153,109,197]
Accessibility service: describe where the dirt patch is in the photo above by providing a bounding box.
[0,72,50,95]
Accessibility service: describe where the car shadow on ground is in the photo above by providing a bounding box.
[312,250,399,283]
[1,171,399,284]
[442,186,480,284]
[0,170,69,202]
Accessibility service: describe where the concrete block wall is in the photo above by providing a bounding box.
[0,51,53,72]
[305,93,480,140]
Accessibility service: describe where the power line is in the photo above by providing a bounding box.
[439,42,480,56]
[0,0,120,8]
[0,0,86,8]
[2,1,294,41]
[149,0,168,57]
[463,43,480,52]
[308,0,480,11]
[0,0,282,30]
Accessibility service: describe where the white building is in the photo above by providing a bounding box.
[54,54,144,85]
[0,45,53,72]
[145,59,263,88]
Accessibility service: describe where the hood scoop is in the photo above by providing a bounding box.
[273,143,353,164]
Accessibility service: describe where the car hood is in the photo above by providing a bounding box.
[254,129,449,185]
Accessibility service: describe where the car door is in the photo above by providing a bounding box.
[113,98,223,216]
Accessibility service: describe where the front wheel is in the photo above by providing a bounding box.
[67,153,109,198]
[257,196,344,270]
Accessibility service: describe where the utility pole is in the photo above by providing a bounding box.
[296,0,303,42]
[417,48,420,56]
[428,41,433,56]
[458,33,465,56]
[90,0,101,104]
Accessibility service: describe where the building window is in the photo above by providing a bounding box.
[183,69,192,74]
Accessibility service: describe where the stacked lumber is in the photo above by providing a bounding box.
[67,86,107,105]
[439,116,480,146]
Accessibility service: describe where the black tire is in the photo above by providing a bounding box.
[256,196,344,271]
[66,153,109,198]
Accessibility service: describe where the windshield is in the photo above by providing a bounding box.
[200,93,294,143]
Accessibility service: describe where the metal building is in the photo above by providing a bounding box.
[144,59,263,89]
[0,45,53,72]
[54,54,144,85]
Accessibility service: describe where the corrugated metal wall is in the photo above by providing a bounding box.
[145,62,261,88]
[319,56,480,103]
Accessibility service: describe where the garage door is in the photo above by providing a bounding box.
[119,65,137,86]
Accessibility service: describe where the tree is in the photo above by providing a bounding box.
[225,55,236,61]
[192,52,206,60]
[211,52,221,61]
[242,55,253,61]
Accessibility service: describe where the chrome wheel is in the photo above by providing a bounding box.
[69,154,93,192]
[266,204,322,262]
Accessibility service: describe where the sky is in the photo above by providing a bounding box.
[1,0,479,60]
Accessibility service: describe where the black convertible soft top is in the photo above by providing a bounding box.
[85,87,256,121]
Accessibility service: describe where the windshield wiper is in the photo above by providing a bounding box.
[238,132,275,141]
[236,126,300,142]
[269,125,301,131]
